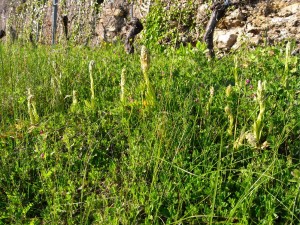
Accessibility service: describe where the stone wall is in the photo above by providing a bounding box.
[214,0,300,51]
[0,0,150,44]
[0,0,299,51]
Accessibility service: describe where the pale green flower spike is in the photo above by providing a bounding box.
[234,130,246,149]
[70,90,78,113]
[89,60,95,100]
[27,88,39,125]
[225,85,234,136]
[234,56,239,88]
[72,90,78,105]
[283,41,291,87]
[120,67,126,103]
[141,46,150,77]
[225,105,234,136]
[140,46,155,107]
[253,80,266,144]
[210,86,214,97]
[206,86,214,113]
[225,85,232,98]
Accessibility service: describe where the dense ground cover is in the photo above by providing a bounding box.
[0,42,299,224]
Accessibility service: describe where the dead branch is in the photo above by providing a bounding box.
[62,15,69,40]
[124,17,143,54]
[203,1,239,58]
[0,30,5,39]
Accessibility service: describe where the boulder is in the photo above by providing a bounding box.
[96,1,129,42]
[216,0,300,51]
[215,29,239,50]
[278,3,300,17]
[218,9,247,29]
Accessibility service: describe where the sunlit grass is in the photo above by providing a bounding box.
[0,41,299,224]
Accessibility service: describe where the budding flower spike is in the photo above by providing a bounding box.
[89,60,95,100]
[253,80,267,146]
[141,46,150,81]
[120,67,126,103]
[70,90,79,113]
[233,56,239,88]
[140,46,155,108]
[84,60,96,111]
[210,86,214,96]
[283,41,291,87]
[27,88,39,125]
[206,86,214,113]
[225,85,234,136]
[72,90,78,105]
[225,84,232,98]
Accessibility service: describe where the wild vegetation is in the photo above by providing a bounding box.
[0,2,300,224]
[0,38,299,224]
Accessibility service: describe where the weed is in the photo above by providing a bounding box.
[0,42,299,224]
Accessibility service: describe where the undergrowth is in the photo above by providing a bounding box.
[0,41,299,224]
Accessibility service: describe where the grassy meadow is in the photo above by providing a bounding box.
[0,41,299,224]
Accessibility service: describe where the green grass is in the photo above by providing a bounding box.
[0,41,299,224]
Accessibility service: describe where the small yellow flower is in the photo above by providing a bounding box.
[143,100,148,107]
